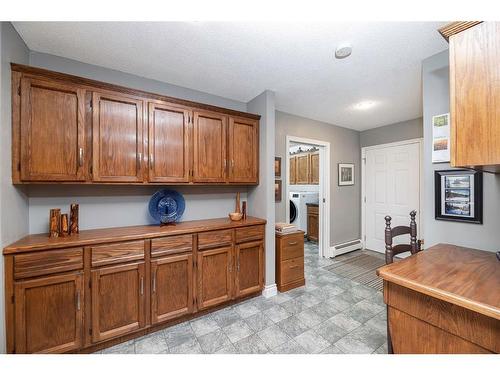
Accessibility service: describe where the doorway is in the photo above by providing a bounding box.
[285,136,331,258]
[361,139,423,253]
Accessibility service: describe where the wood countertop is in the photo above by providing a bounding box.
[3,216,266,255]
[377,243,500,320]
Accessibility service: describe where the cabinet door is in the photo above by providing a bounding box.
[91,262,145,342]
[151,253,194,324]
[197,247,233,309]
[307,212,319,242]
[235,241,264,298]
[309,153,319,184]
[450,22,500,168]
[228,117,258,183]
[192,110,227,183]
[296,154,310,184]
[148,102,191,183]
[92,92,144,182]
[14,272,83,353]
[289,156,297,184]
[20,78,86,181]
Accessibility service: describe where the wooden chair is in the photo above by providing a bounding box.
[384,210,422,354]
[384,210,421,264]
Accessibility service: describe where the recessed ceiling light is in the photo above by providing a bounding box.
[352,100,377,111]
[335,43,352,59]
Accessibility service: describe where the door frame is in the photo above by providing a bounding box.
[361,138,424,252]
[285,136,331,258]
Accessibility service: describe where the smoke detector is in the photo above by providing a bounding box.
[335,43,352,59]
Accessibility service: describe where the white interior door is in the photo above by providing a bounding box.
[364,142,420,253]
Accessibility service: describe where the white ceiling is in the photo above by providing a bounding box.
[13,22,448,131]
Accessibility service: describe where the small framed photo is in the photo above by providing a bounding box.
[338,163,354,186]
[274,179,282,202]
[274,157,282,177]
[434,169,483,224]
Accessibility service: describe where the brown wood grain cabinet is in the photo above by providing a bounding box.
[11,64,260,185]
[306,204,319,242]
[289,156,297,184]
[309,152,319,184]
[275,231,305,292]
[441,21,500,172]
[19,77,86,181]
[3,217,265,353]
[295,154,309,184]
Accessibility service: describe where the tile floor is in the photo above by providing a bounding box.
[99,241,387,354]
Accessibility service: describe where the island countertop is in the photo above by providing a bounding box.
[377,243,500,320]
[3,216,266,254]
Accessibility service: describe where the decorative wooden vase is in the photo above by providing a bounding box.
[60,214,69,237]
[235,192,241,213]
[229,192,243,221]
[49,209,61,238]
[70,203,79,234]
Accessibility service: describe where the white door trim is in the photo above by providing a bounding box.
[285,136,331,258]
[361,138,424,251]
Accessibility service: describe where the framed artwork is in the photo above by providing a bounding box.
[434,169,483,224]
[432,113,450,163]
[274,179,282,202]
[274,157,282,177]
[338,163,354,186]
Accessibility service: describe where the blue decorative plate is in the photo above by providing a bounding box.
[148,189,185,224]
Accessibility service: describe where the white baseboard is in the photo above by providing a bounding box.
[331,239,362,257]
[262,284,278,298]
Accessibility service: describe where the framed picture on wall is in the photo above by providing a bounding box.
[274,157,282,177]
[432,113,450,163]
[338,163,354,186]
[275,179,282,202]
[434,169,483,224]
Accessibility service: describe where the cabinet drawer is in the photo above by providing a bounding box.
[280,233,304,261]
[281,257,304,285]
[91,240,145,267]
[151,234,193,257]
[236,225,264,244]
[14,248,83,279]
[198,230,233,250]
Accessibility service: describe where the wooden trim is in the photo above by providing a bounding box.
[438,21,483,41]
[11,63,260,120]
[5,256,15,353]
[11,71,22,184]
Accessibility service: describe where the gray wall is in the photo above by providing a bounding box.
[26,52,251,233]
[275,111,361,246]
[0,21,30,354]
[423,50,500,252]
[360,117,423,148]
[247,91,276,289]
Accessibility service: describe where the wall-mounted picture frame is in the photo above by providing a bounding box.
[275,179,282,202]
[338,163,354,186]
[274,157,282,177]
[432,113,450,163]
[434,169,483,224]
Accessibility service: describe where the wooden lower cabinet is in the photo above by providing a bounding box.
[14,272,84,354]
[306,204,319,242]
[197,246,233,310]
[151,253,194,323]
[235,241,264,298]
[91,262,146,343]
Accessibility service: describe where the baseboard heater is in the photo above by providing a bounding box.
[332,239,362,257]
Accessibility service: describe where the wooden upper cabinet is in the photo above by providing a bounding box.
[192,110,227,183]
[197,246,233,309]
[309,152,319,184]
[235,241,264,298]
[92,92,145,182]
[91,262,146,342]
[289,156,297,184]
[19,78,86,181]
[151,253,194,324]
[228,117,258,183]
[447,22,500,172]
[148,103,191,183]
[295,154,310,184]
[14,272,83,353]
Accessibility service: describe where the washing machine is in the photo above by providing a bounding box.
[289,191,319,232]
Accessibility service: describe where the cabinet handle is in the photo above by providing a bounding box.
[76,291,81,311]
[224,159,227,170]
[150,153,154,170]
[237,260,240,272]
[137,152,142,170]
[231,160,234,169]
[78,148,84,167]
[288,241,298,245]
[152,272,156,293]
[289,265,299,269]
[140,276,144,295]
